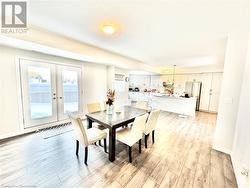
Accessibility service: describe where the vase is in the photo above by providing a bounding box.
[106,105,113,115]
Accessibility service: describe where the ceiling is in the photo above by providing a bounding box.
[27,0,249,68]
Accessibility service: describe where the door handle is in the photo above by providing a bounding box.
[52,93,57,100]
[59,97,63,99]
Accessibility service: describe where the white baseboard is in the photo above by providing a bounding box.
[0,114,87,140]
[213,145,249,188]
[212,145,244,187]
[231,153,241,188]
[231,153,250,188]
[0,131,27,140]
[0,119,72,140]
[212,144,232,155]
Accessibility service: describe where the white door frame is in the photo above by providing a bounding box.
[17,56,83,129]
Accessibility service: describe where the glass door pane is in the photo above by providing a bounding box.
[57,66,82,120]
[28,66,53,119]
[62,70,79,113]
[20,59,57,128]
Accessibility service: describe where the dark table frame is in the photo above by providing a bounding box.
[85,108,147,162]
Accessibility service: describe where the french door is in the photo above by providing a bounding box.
[19,58,82,128]
[56,65,82,120]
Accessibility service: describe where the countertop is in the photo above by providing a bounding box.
[129,91,196,100]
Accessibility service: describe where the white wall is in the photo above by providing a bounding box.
[83,64,107,113]
[231,37,250,188]
[114,67,130,106]
[107,66,130,107]
[213,33,250,153]
[0,45,108,139]
[107,66,115,90]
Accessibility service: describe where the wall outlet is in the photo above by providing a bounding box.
[241,168,249,177]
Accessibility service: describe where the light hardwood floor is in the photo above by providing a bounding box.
[0,112,237,188]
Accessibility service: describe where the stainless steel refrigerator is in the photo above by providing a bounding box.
[185,82,202,111]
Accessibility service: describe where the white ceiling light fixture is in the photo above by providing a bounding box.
[102,24,116,35]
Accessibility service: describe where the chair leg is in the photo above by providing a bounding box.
[145,134,148,148]
[152,130,155,144]
[104,138,107,153]
[84,147,88,165]
[139,139,141,153]
[129,146,132,163]
[99,140,102,147]
[76,140,79,155]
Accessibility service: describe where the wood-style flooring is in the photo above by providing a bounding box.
[0,112,237,188]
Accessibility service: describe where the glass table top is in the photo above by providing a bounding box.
[85,105,148,127]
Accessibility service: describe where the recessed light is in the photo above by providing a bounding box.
[102,25,116,35]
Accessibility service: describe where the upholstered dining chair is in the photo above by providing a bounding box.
[116,113,148,163]
[144,109,161,148]
[134,101,149,110]
[87,102,106,145]
[87,102,101,113]
[68,113,107,165]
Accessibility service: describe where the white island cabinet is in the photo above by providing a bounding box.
[149,95,197,117]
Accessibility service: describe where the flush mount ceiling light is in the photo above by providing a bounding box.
[102,25,116,35]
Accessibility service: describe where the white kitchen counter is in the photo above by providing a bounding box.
[149,94,197,117]
[129,92,197,117]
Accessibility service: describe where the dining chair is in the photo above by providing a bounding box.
[68,113,107,165]
[116,113,148,163]
[144,109,161,148]
[134,101,149,110]
[87,102,106,145]
[87,102,101,113]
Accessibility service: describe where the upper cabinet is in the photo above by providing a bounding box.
[129,75,151,89]
[150,75,161,88]
[174,74,186,94]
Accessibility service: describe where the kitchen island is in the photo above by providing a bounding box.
[149,94,197,117]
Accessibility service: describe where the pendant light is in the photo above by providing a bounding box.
[172,65,176,85]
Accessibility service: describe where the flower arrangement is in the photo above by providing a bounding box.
[163,81,174,95]
[106,89,115,106]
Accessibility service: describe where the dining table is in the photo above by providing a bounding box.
[85,105,148,162]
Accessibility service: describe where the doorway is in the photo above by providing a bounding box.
[19,58,82,128]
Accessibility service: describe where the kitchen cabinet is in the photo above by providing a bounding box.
[209,73,223,112]
[129,92,150,102]
[186,74,195,82]
[150,95,197,117]
[199,73,212,111]
[129,75,150,89]
[129,92,136,101]
[199,73,223,112]
[160,75,172,84]
[150,75,161,88]
[129,75,143,87]
[174,74,186,94]
[129,72,223,113]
